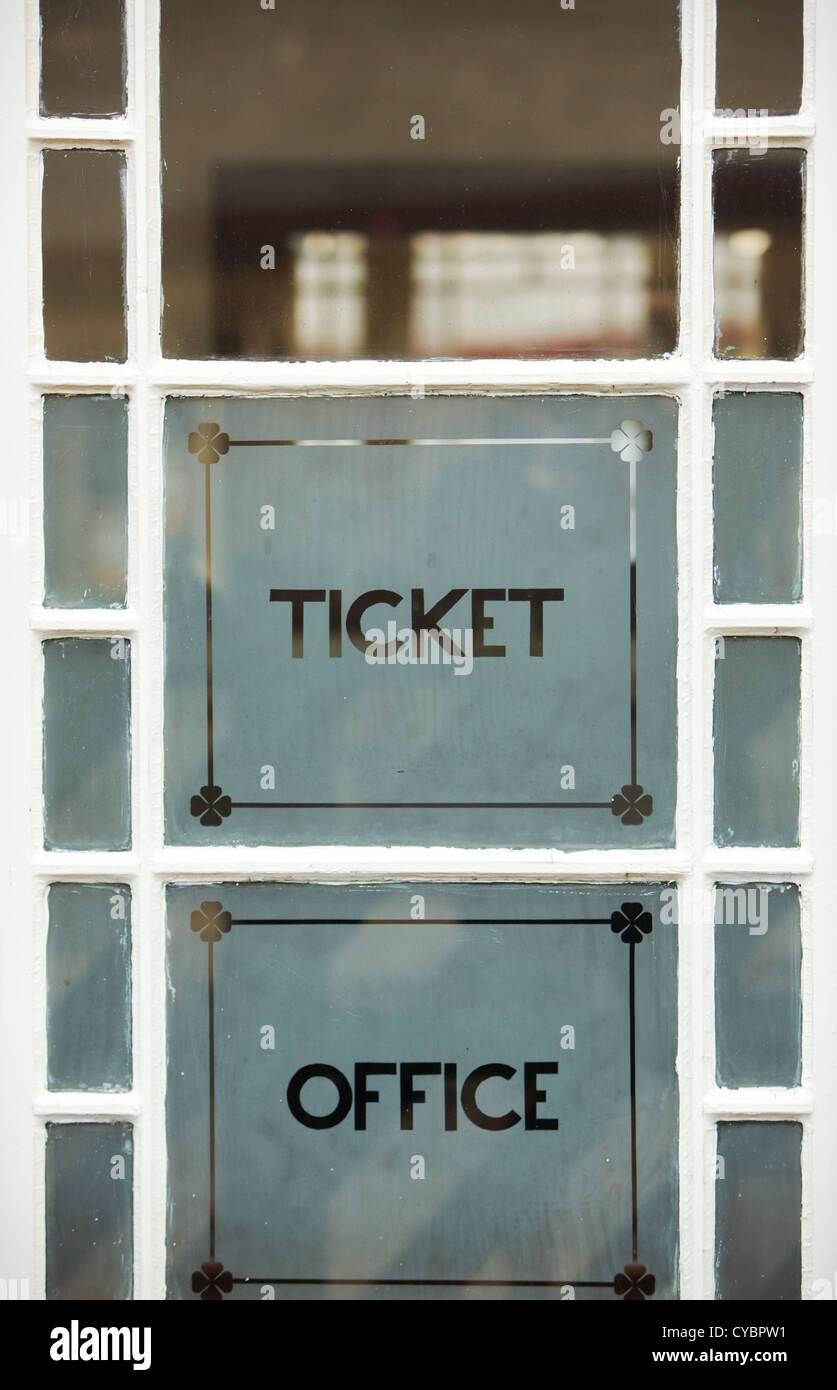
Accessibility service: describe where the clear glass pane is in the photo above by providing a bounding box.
[714,883,801,1088]
[713,637,800,848]
[160,0,680,360]
[163,395,678,849]
[47,883,132,1091]
[45,1122,133,1299]
[167,881,678,1300]
[40,0,126,118]
[713,148,804,361]
[42,638,131,850]
[43,394,129,608]
[713,393,803,604]
[715,1122,801,1300]
[715,0,803,117]
[42,149,127,362]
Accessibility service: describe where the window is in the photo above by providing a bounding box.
[1,0,835,1312]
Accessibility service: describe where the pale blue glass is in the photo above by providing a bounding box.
[43,638,131,850]
[713,393,802,604]
[47,883,132,1091]
[166,881,678,1301]
[164,395,678,849]
[715,1122,801,1300]
[714,883,801,1088]
[45,1122,133,1300]
[43,394,128,609]
[713,637,800,847]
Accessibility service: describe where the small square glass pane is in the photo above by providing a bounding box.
[43,638,131,850]
[713,393,802,604]
[43,395,129,609]
[714,883,801,1088]
[715,1122,801,1301]
[713,637,800,848]
[42,150,127,363]
[713,149,804,361]
[47,883,132,1091]
[40,0,127,118]
[46,1122,133,1300]
[715,0,803,117]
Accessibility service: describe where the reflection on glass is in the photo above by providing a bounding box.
[715,0,803,117]
[161,0,680,360]
[40,0,126,117]
[43,395,129,608]
[42,150,126,362]
[46,1122,133,1300]
[714,883,801,1089]
[713,149,804,360]
[43,638,132,850]
[713,393,803,604]
[713,637,800,848]
[47,883,132,1092]
[715,1122,801,1301]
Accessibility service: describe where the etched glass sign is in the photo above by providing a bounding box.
[166,882,678,1301]
[163,396,677,848]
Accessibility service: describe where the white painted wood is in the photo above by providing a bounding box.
[0,0,832,1305]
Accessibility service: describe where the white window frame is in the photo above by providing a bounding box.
[1,0,834,1301]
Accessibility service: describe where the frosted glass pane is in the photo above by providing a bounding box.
[715,1122,801,1300]
[42,150,127,362]
[713,149,804,361]
[716,0,803,116]
[166,881,679,1300]
[40,0,126,117]
[45,1122,133,1300]
[713,638,800,847]
[47,883,131,1091]
[713,393,802,604]
[163,395,678,850]
[43,638,131,850]
[43,395,128,609]
[714,883,801,1088]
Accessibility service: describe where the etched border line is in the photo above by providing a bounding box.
[185,422,654,825]
[187,901,657,1302]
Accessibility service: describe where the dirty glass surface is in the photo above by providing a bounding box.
[713,393,802,604]
[167,881,678,1301]
[713,637,800,848]
[43,395,129,609]
[43,638,132,850]
[715,1122,801,1301]
[163,395,677,848]
[47,883,132,1091]
[45,1122,133,1300]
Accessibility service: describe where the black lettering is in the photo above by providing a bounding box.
[460,1062,520,1130]
[411,587,468,639]
[346,590,403,653]
[328,588,342,657]
[269,589,326,658]
[444,1062,458,1130]
[287,1064,352,1129]
[471,589,506,657]
[354,1062,397,1130]
[508,589,564,656]
[523,1061,559,1129]
[400,1062,442,1130]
